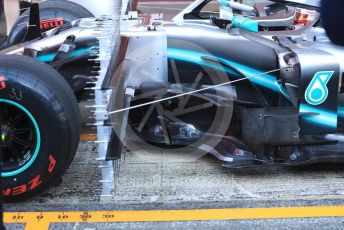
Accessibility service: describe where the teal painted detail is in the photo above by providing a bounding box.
[218,0,230,6]
[0,99,41,177]
[167,48,282,93]
[305,71,334,105]
[232,15,258,32]
[300,103,337,128]
[37,47,93,63]
[338,106,344,118]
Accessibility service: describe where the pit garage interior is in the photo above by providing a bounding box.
[1,0,344,229]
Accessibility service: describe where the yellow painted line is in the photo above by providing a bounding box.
[4,206,344,230]
[80,134,97,141]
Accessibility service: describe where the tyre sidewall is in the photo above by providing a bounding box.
[0,65,73,199]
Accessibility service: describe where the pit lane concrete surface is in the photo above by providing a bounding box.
[4,133,344,229]
[4,102,344,229]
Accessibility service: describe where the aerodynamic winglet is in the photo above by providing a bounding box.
[23,3,42,42]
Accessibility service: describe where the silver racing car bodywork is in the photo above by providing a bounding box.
[3,0,344,199]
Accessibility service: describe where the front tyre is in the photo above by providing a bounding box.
[0,55,80,200]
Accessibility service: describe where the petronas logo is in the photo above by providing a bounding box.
[305,71,334,106]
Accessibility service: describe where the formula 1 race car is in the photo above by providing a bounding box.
[1,0,343,200]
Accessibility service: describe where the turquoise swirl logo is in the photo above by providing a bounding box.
[305,71,334,105]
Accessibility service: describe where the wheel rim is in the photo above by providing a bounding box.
[0,99,41,177]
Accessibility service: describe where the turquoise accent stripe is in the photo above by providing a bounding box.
[232,15,258,33]
[37,47,93,63]
[338,106,344,118]
[167,48,282,92]
[218,0,230,6]
[0,99,41,177]
[300,103,337,128]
